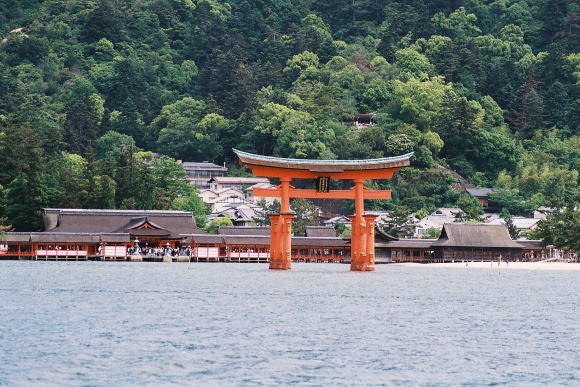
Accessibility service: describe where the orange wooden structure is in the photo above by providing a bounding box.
[234,149,413,271]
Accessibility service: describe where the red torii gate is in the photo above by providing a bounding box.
[233,149,413,271]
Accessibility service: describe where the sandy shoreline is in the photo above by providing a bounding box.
[393,261,580,271]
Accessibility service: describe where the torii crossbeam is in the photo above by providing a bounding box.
[233,149,413,271]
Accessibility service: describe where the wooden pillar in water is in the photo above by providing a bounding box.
[269,177,293,270]
[350,178,375,271]
[364,214,378,269]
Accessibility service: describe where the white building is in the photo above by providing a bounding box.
[181,161,227,188]
[323,215,352,226]
[245,182,279,206]
[414,208,461,237]
[198,188,246,206]
[209,202,264,227]
[487,216,541,235]
[208,176,270,191]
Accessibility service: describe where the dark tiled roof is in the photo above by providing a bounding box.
[292,237,348,247]
[44,208,193,216]
[187,234,225,244]
[386,239,435,248]
[128,228,171,237]
[218,226,270,236]
[44,209,204,237]
[223,235,270,246]
[100,233,130,243]
[432,224,522,248]
[3,232,132,243]
[1,233,31,242]
[305,226,336,238]
[30,233,101,243]
[375,226,398,242]
[112,217,166,233]
[517,240,545,250]
[182,162,227,171]
[465,188,496,198]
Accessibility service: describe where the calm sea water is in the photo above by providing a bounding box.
[0,262,578,386]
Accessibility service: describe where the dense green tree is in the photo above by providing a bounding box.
[454,193,484,222]
[298,14,334,60]
[253,102,331,158]
[4,174,50,231]
[432,7,481,40]
[431,89,484,160]
[94,131,138,160]
[500,207,520,239]
[381,206,415,238]
[252,199,281,227]
[153,98,223,161]
[56,153,89,208]
[290,198,318,236]
[149,154,191,209]
[471,130,520,180]
[82,0,127,43]
[171,188,210,229]
[531,204,579,253]
[0,123,45,186]
[90,175,116,209]
[392,76,452,129]
[207,216,234,234]
[63,77,105,153]
[489,189,536,217]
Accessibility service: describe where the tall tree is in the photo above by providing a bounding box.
[500,208,520,239]
[63,77,105,153]
[171,188,210,229]
[381,206,415,238]
[454,193,484,222]
[290,198,318,236]
[532,204,579,253]
[4,174,49,231]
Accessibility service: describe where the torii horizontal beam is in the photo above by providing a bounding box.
[252,187,392,200]
[243,165,400,180]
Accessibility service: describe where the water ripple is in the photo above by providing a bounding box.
[0,261,578,385]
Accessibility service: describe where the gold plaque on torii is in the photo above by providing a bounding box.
[316,177,330,193]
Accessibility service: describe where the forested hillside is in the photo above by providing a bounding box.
[0,0,578,231]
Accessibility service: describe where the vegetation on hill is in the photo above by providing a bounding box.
[0,0,578,234]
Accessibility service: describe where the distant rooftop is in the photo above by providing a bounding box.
[44,208,192,216]
[466,188,496,198]
[488,217,540,229]
[218,226,270,236]
[433,223,522,248]
[305,226,336,238]
[182,162,227,171]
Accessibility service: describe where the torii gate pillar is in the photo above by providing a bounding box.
[269,212,294,270]
[268,177,294,270]
[233,149,413,272]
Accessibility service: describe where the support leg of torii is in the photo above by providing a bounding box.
[350,178,375,271]
[364,214,378,268]
[269,214,282,269]
[268,213,295,270]
[269,177,294,270]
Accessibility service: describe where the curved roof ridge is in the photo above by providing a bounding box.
[233,148,413,166]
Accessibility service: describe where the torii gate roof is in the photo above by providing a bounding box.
[233,149,413,173]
